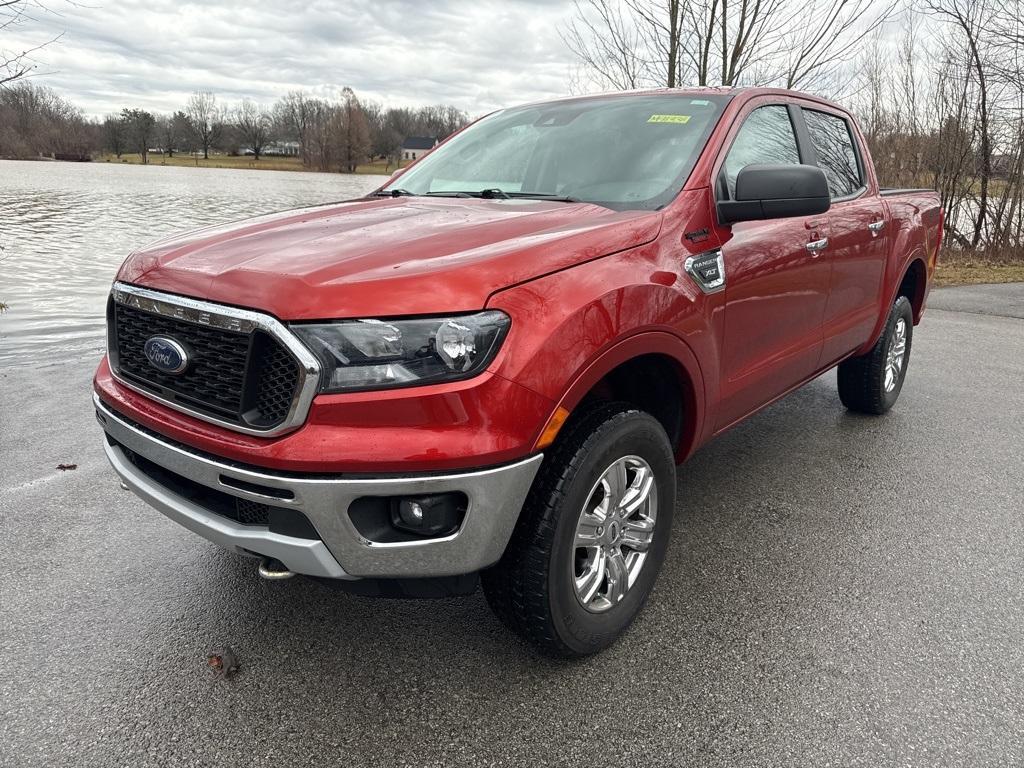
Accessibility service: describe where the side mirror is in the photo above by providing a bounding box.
[718,164,830,224]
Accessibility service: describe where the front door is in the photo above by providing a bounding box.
[713,104,833,431]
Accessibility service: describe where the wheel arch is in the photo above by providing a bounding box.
[859,250,930,355]
[536,331,706,464]
[896,255,929,324]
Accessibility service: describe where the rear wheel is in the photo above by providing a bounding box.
[482,403,676,657]
[837,295,914,414]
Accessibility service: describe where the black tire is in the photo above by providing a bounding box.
[837,295,914,415]
[481,402,676,658]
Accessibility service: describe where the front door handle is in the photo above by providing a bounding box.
[868,220,885,234]
[806,238,829,255]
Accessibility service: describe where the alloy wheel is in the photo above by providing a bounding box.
[884,317,907,393]
[572,455,658,613]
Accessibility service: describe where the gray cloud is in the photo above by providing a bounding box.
[9,0,578,118]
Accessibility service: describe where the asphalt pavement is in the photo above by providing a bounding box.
[2,284,1022,767]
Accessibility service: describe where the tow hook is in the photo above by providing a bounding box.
[257,557,295,580]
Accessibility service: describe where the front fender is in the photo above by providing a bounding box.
[486,243,717,462]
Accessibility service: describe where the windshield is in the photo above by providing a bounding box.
[382,94,729,211]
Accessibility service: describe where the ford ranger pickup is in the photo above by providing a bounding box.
[94,87,943,657]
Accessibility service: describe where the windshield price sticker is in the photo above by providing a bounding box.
[647,114,691,124]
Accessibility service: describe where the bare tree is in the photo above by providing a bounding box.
[102,113,126,158]
[234,99,272,160]
[563,0,898,91]
[274,91,316,166]
[156,110,188,157]
[332,87,370,173]
[781,0,900,90]
[303,98,334,171]
[185,91,224,160]
[927,0,992,247]
[562,0,648,90]
[414,103,469,140]
[1,0,62,86]
[121,107,156,163]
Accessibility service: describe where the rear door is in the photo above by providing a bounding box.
[798,106,889,364]
[712,102,833,431]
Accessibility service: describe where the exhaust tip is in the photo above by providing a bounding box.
[258,557,295,580]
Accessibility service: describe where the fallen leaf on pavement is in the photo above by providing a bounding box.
[207,647,240,678]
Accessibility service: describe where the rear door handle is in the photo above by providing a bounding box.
[868,220,885,234]
[806,238,829,254]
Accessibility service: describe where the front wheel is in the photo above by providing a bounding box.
[837,295,914,414]
[481,403,676,657]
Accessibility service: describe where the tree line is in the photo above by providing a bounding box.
[565,0,1024,258]
[0,84,469,172]
[852,0,1024,257]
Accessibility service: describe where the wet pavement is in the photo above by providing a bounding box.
[1,284,1022,767]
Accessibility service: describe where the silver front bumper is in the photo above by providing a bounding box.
[95,395,542,580]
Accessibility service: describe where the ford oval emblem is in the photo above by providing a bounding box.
[143,336,189,375]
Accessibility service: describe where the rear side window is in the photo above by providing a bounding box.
[804,110,862,198]
[722,105,800,198]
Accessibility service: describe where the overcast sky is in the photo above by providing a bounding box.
[9,0,579,119]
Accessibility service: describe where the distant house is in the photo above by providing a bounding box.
[251,141,300,157]
[401,136,437,162]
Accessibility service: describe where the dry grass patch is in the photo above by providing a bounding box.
[935,248,1024,287]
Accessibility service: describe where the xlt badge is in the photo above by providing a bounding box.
[684,249,726,293]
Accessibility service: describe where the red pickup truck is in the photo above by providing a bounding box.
[94,87,942,656]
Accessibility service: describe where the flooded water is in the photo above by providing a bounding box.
[0,160,386,367]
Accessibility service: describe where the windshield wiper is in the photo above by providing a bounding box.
[397,188,582,203]
[382,189,506,199]
[414,188,509,200]
[507,192,582,203]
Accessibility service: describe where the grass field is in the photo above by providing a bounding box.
[934,259,1024,287]
[96,152,401,175]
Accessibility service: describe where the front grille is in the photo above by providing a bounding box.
[111,300,301,430]
[248,332,300,427]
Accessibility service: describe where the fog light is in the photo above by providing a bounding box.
[391,493,464,537]
[404,501,425,523]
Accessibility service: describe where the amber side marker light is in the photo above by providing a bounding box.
[536,406,570,450]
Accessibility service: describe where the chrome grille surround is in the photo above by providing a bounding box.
[107,282,322,437]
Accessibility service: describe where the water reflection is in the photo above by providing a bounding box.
[0,160,385,367]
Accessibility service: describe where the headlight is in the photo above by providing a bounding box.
[292,311,511,393]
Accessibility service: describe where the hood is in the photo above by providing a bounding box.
[118,197,663,319]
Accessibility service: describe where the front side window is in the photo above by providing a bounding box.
[722,105,801,198]
[804,109,862,198]
[383,95,729,211]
